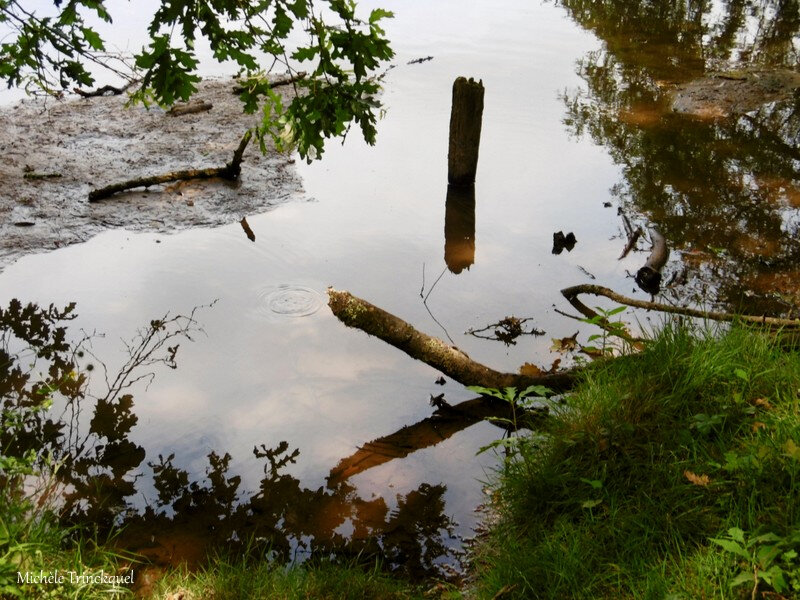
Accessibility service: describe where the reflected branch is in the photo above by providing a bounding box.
[328,395,546,486]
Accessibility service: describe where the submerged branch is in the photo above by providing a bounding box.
[88,131,252,202]
[327,288,575,391]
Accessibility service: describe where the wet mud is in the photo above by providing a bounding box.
[0,79,304,270]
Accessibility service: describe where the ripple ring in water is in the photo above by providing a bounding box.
[255,285,323,319]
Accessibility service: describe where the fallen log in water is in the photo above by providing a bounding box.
[88,131,252,202]
[327,288,575,391]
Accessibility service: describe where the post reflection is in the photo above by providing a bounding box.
[444,185,476,274]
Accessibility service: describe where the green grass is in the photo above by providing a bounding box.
[471,323,800,599]
[0,483,137,599]
[142,556,426,599]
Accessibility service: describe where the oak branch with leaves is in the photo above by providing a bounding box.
[0,0,394,161]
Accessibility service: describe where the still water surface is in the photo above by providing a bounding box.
[1,0,798,578]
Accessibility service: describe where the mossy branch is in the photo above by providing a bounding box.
[327,288,576,391]
[88,130,252,202]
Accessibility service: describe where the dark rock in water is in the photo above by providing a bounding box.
[552,231,577,255]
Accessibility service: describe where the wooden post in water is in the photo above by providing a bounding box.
[447,77,484,186]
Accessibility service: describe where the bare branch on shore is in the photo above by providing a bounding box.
[88,131,252,202]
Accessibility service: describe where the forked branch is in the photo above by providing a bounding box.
[88,131,252,202]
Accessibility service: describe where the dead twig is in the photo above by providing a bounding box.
[240,217,255,242]
[74,79,139,98]
[466,316,544,346]
[619,227,642,260]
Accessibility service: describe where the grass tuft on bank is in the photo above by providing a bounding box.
[144,556,425,599]
[472,323,800,599]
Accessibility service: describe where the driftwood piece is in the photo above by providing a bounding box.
[240,217,255,242]
[561,284,800,329]
[328,288,575,391]
[23,172,62,180]
[167,100,213,117]
[88,131,252,202]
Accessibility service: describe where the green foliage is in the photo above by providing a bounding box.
[579,305,630,357]
[0,0,395,160]
[467,385,553,457]
[710,527,800,595]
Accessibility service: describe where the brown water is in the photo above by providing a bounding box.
[1,0,798,581]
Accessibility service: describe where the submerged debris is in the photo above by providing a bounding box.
[635,228,670,295]
[552,231,576,254]
[466,316,545,346]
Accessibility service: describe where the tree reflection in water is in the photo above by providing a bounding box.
[556,0,800,314]
[0,300,461,581]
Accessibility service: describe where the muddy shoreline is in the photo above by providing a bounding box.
[0,79,304,270]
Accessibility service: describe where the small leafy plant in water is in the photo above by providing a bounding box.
[467,385,554,457]
[579,305,630,357]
